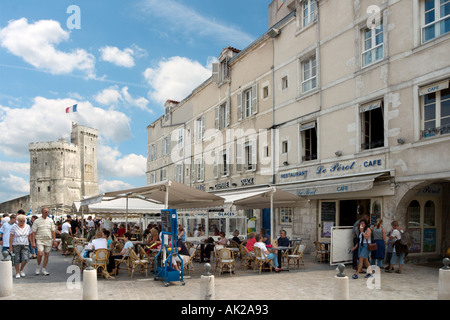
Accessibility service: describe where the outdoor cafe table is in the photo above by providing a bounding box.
[269,246,294,270]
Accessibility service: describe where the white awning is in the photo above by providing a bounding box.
[77,197,164,216]
[295,172,387,196]
[102,180,225,209]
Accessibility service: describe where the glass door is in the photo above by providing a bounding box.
[319,200,338,242]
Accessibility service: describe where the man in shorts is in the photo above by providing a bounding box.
[32,208,56,275]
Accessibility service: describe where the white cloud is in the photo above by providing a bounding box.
[0,174,29,194]
[143,56,212,104]
[0,18,95,76]
[0,97,132,157]
[99,179,133,193]
[97,144,146,178]
[94,85,152,113]
[140,0,254,48]
[99,46,135,68]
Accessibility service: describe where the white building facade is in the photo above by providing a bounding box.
[147,0,450,259]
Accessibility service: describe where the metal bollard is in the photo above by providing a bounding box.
[333,264,349,300]
[438,258,450,300]
[200,263,215,300]
[0,251,13,297]
[82,258,98,300]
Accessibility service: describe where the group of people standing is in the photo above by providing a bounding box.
[351,214,408,279]
[0,208,57,278]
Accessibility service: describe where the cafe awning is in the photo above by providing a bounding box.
[215,186,302,210]
[102,180,225,209]
[293,172,389,197]
[75,197,164,217]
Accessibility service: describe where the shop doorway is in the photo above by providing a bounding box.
[339,199,370,226]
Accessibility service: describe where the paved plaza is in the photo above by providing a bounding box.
[0,249,444,301]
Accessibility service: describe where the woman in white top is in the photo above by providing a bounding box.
[386,220,405,274]
[351,219,372,279]
[9,214,33,278]
[91,229,108,250]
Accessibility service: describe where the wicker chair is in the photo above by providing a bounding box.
[138,245,155,273]
[91,249,110,275]
[217,248,235,276]
[287,244,306,269]
[128,248,149,279]
[213,245,224,272]
[184,248,197,275]
[253,246,274,273]
[314,241,329,263]
[72,245,87,270]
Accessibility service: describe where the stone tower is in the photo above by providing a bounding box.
[29,123,98,213]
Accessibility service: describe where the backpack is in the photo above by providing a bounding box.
[399,230,412,248]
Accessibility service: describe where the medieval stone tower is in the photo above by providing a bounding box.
[29,123,99,212]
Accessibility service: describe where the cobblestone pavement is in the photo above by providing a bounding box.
[0,250,443,300]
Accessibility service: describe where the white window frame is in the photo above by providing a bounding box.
[421,82,450,138]
[244,140,257,172]
[300,122,317,162]
[421,0,450,43]
[302,55,317,93]
[195,116,205,141]
[279,207,294,224]
[149,143,157,161]
[302,0,317,27]
[177,128,184,150]
[238,84,258,121]
[362,21,384,67]
[195,158,204,182]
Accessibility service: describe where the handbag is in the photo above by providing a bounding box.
[368,243,378,251]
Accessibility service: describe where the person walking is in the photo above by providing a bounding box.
[9,213,33,278]
[351,219,372,279]
[0,214,16,253]
[32,208,56,276]
[386,221,406,274]
[61,216,73,255]
[370,219,386,268]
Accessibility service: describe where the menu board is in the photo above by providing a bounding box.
[321,202,336,222]
[161,210,172,233]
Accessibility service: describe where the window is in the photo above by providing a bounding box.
[220,60,228,82]
[161,136,171,156]
[245,140,257,171]
[164,105,170,122]
[407,198,438,253]
[177,128,184,149]
[194,158,204,182]
[361,100,385,150]
[422,0,450,43]
[302,0,316,27]
[160,168,167,181]
[279,207,293,224]
[149,143,157,161]
[301,122,317,161]
[174,164,183,183]
[282,140,288,154]
[195,116,205,141]
[362,21,384,67]
[47,186,51,192]
[282,76,289,90]
[149,172,156,184]
[221,150,229,176]
[263,86,269,99]
[216,102,229,130]
[238,84,258,120]
[302,55,317,93]
[421,83,450,138]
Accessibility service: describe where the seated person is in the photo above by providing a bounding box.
[215,232,227,246]
[91,229,108,250]
[246,232,256,252]
[260,229,271,245]
[277,229,290,247]
[107,232,133,275]
[232,230,242,245]
[172,238,190,272]
[254,234,281,272]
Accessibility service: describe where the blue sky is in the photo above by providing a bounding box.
[0,0,272,203]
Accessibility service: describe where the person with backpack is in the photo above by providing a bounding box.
[385,220,408,274]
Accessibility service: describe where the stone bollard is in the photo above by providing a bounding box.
[0,251,13,297]
[333,264,349,300]
[82,258,98,300]
[200,263,215,300]
[438,258,450,300]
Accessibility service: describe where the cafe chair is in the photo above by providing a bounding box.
[72,245,87,270]
[253,246,274,273]
[138,245,155,274]
[213,245,224,272]
[114,249,130,275]
[287,244,306,269]
[91,249,110,276]
[128,248,149,279]
[314,241,329,263]
[182,248,196,275]
[217,248,235,276]
[66,236,74,255]
[239,244,253,270]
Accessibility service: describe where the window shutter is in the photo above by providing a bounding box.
[201,115,205,138]
[250,139,257,171]
[215,106,220,129]
[200,159,204,181]
[212,63,219,83]
[236,140,243,173]
[214,151,219,178]
[161,138,166,155]
[237,92,243,121]
[226,100,230,127]
[251,83,258,115]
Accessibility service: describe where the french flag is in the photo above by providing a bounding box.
[65,104,77,113]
